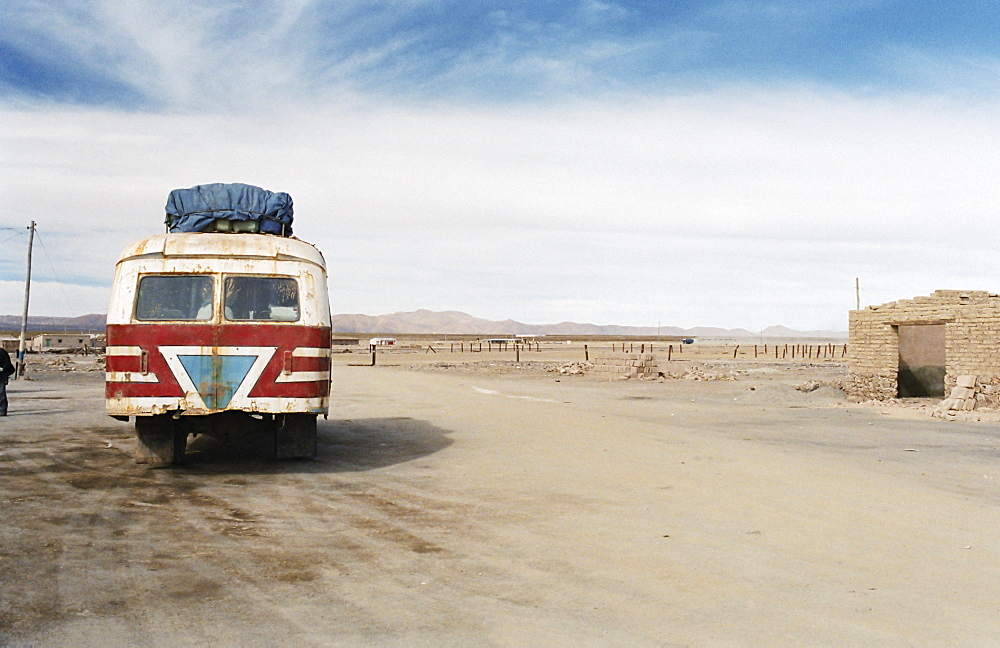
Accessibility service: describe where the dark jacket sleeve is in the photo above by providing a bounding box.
[0,349,14,377]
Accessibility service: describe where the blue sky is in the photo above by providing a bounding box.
[2,1,1000,330]
[5,1,1000,105]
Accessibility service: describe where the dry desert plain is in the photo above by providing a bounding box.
[0,340,998,647]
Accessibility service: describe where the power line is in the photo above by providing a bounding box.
[34,230,81,319]
[0,226,27,246]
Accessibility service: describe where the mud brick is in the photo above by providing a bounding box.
[956,375,977,388]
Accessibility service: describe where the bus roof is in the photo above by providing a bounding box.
[116,233,326,269]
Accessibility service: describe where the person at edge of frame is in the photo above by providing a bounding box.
[0,346,15,416]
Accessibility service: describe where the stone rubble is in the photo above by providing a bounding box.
[551,362,592,375]
[931,374,1000,418]
[661,365,739,381]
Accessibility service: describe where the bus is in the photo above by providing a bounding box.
[105,232,332,465]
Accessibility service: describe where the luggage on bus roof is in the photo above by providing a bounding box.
[165,183,293,236]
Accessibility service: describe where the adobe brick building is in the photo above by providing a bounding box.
[847,290,1000,405]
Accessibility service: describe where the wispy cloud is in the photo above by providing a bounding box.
[10,0,999,109]
[2,0,330,108]
[883,46,1000,96]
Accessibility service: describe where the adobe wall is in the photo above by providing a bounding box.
[847,290,1000,402]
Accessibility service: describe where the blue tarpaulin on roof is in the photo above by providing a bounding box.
[165,183,293,235]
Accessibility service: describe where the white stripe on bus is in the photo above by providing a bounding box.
[106,371,160,383]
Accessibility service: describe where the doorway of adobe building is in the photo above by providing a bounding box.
[896,324,946,397]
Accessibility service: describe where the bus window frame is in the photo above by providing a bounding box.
[223,274,301,323]
[133,273,215,322]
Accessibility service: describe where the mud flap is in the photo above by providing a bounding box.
[135,415,187,466]
[275,414,317,459]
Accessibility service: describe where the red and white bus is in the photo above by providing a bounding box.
[105,232,331,465]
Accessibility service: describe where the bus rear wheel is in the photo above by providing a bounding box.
[275,414,317,460]
[135,414,187,466]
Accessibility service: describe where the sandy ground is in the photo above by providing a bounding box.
[0,347,997,646]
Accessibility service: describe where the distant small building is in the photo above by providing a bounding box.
[28,334,92,352]
[484,338,519,345]
[369,337,396,347]
[332,337,360,346]
[847,290,1000,404]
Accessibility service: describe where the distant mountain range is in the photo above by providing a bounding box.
[331,310,846,338]
[0,310,846,339]
[0,313,106,334]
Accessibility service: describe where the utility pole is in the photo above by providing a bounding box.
[15,221,35,379]
[855,277,860,311]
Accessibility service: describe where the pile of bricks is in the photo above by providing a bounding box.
[935,375,978,414]
[589,351,659,380]
[933,374,982,417]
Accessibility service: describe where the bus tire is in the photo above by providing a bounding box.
[135,414,186,466]
[276,414,317,460]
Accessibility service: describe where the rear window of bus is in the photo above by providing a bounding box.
[224,276,300,322]
[135,275,213,321]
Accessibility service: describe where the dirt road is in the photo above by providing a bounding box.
[1,358,997,646]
